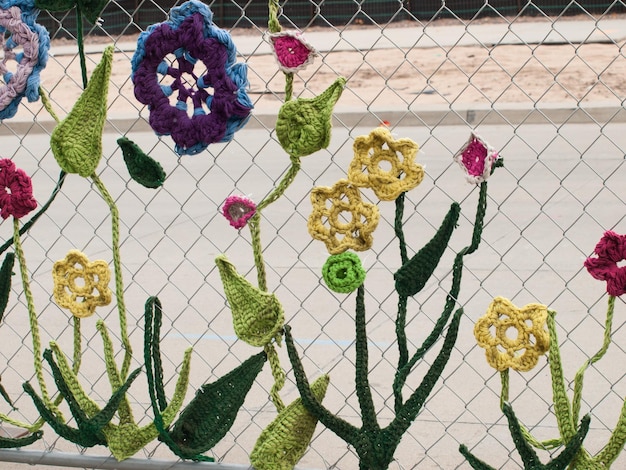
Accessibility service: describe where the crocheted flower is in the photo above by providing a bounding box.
[35,0,107,24]
[0,159,37,219]
[0,3,50,121]
[454,131,500,184]
[348,127,424,201]
[322,252,366,293]
[474,297,549,372]
[222,195,256,229]
[131,0,253,156]
[276,77,345,157]
[584,230,626,296]
[269,30,316,74]
[308,179,379,254]
[52,250,112,318]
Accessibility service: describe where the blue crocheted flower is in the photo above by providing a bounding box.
[0,0,50,121]
[131,0,253,156]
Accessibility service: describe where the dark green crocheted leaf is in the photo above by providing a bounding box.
[0,430,43,449]
[168,352,266,455]
[34,0,76,12]
[0,252,15,324]
[35,0,108,24]
[118,137,166,189]
[394,202,460,297]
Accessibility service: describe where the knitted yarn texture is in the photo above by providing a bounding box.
[269,30,316,73]
[117,137,166,189]
[584,230,626,297]
[322,252,365,293]
[0,158,37,219]
[454,131,500,184]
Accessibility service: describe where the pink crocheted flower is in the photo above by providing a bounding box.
[222,195,256,229]
[584,230,626,297]
[0,159,37,219]
[270,31,316,73]
[454,131,500,184]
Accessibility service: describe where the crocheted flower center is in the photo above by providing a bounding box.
[228,201,253,223]
[273,35,310,68]
[461,138,488,177]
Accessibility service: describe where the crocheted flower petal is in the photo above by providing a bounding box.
[118,137,166,189]
[51,46,112,177]
[276,77,346,157]
[222,195,256,229]
[250,374,329,470]
[215,254,285,347]
[394,203,460,297]
[168,352,266,456]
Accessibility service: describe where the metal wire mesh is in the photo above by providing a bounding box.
[0,0,625,469]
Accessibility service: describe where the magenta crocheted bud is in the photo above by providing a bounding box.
[0,159,37,219]
[454,131,500,184]
[270,31,316,73]
[222,195,256,229]
[584,230,626,297]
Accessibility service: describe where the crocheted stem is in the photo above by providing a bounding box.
[394,193,409,265]
[285,73,294,101]
[500,369,510,409]
[571,295,615,424]
[265,343,286,412]
[91,173,132,380]
[75,8,88,88]
[355,285,380,434]
[39,87,61,124]
[72,317,82,374]
[268,0,282,33]
[0,171,66,257]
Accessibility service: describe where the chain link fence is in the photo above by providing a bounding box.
[0,0,625,469]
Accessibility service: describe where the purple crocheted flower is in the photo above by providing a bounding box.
[0,159,37,219]
[222,195,256,229]
[131,0,253,155]
[454,131,500,184]
[0,2,50,121]
[584,230,626,297]
[270,31,316,73]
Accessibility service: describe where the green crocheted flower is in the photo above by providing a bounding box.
[322,252,365,293]
[275,77,345,157]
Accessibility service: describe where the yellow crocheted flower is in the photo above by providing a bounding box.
[347,127,423,201]
[474,297,549,372]
[308,179,379,254]
[52,250,112,318]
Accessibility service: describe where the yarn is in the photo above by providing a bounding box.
[50,45,112,177]
[308,179,380,255]
[0,159,37,219]
[215,254,285,347]
[35,0,108,24]
[269,31,316,74]
[322,252,365,293]
[454,131,500,184]
[0,3,49,120]
[394,203,460,297]
[275,77,346,157]
[460,402,590,470]
[166,352,266,459]
[584,230,626,297]
[0,429,42,448]
[474,297,549,372]
[52,250,112,319]
[222,195,257,229]
[0,252,14,323]
[131,0,253,155]
[250,374,329,470]
[117,137,166,189]
[348,127,424,201]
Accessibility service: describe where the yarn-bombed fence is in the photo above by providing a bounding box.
[0,0,625,469]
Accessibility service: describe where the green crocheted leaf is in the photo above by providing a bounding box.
[34,0,108,24]
[250,374,329,470]
[34,0,76,11]
[215,254,285,347]
[276,77,346,157]
[394,202,460,297]
[0,430,43,449]
[168,351,266,457]
[51,46,113,177]
[0,252,14,324]
[118,137,166,189]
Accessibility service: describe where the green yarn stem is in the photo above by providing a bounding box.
[75,8,88,89]
[72,317,82,375]
[571,295,615,424]
[12,218,57,419]
[91,173,132,380]
[500,369,509,410]
[39,86,60,124]
[393,193,409,375]
[285,73,294,101]
[268,0,281,33]
[265,343,286,412]
[355,285,379,435]
[0,171,67,257]
[394,193,409,265]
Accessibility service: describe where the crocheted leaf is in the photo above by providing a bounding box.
[0,252,14,324]
[35,0,108,24]
[394,202,460,297]
[118,137,166,189]
[51,46,112,177]
[168,351,266,457]
[0,430,42,449]
[250,374,329,470]
[275,77,346,157]
[215,254,285,347]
